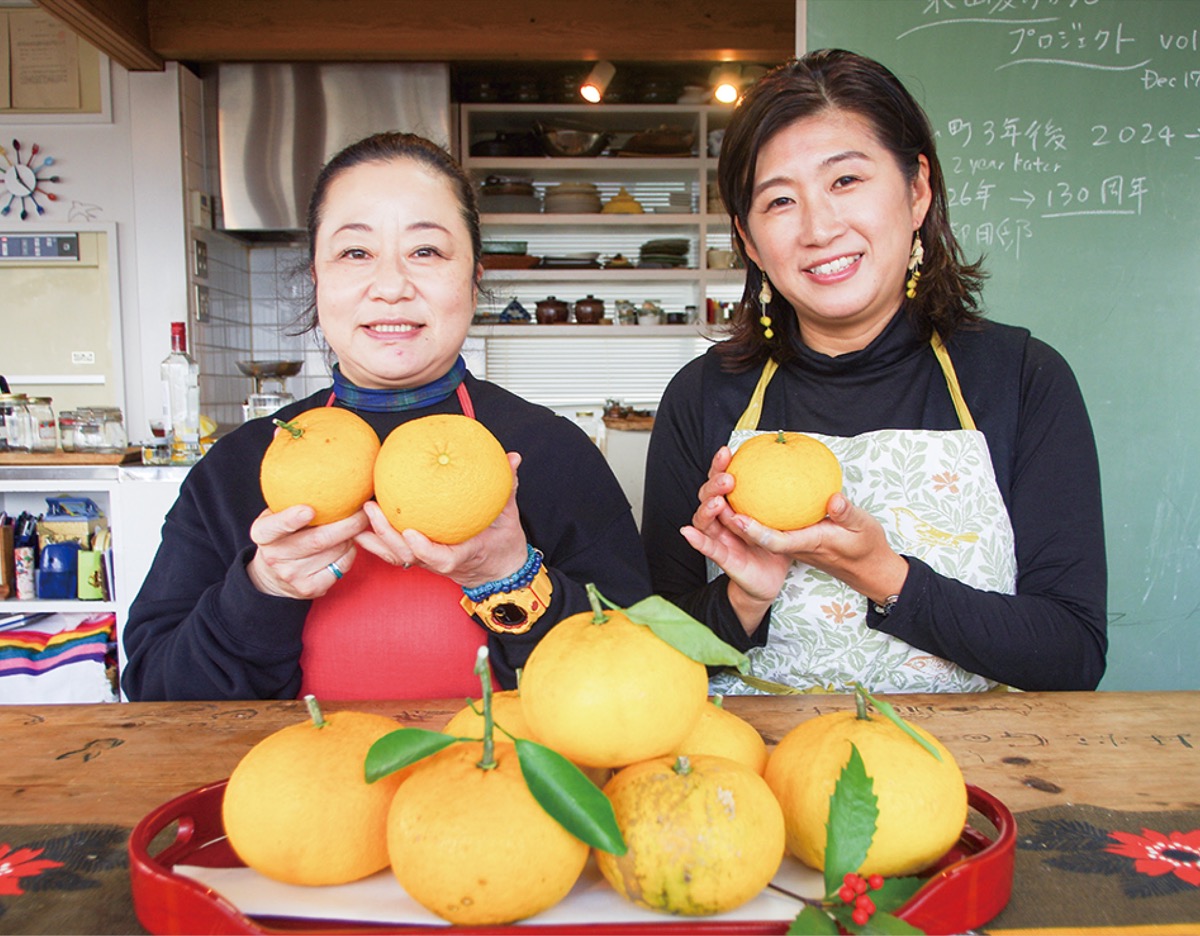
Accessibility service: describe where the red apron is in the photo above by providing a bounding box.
[298,383,489,699]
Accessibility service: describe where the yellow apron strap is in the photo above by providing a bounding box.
[735,358,779,431]
[736,337,974,432]
[931,332,977,431]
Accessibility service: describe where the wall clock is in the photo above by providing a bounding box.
[2,139,61,220]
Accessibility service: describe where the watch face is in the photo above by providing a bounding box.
[4,164,37,198]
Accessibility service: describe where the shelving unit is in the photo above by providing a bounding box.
[460,102,747,328]
[1,465,188,702]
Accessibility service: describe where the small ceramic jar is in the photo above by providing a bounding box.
[574,294,605,324]
[535,296,570,324]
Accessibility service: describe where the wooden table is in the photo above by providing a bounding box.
[3,691,1198,933]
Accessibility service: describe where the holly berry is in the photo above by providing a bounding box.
[838,884,856,903]
[852,907,870,926]
[855,894,876,915]
[868,873,885,890]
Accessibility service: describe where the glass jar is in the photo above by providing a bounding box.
[73,407,106,452]
[98,407,127,453]
[58,410,78,451]
[26,397,57,452]
[0,393,33,452]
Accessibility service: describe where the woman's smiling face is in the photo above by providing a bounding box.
[737,108,931,355]
[312,157,480,389]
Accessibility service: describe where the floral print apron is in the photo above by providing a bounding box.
[708,335,1016,695]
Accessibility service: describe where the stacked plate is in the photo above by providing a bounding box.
[638,237,690,268]
[479,175,540,214]
[543,182,602,214]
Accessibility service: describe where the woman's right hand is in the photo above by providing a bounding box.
[246,505,370,599]
[679,445,792,635]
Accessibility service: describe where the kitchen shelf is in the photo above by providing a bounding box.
[2,599,117,614]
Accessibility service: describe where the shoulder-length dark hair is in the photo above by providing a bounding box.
[290,132,482,337]
[716,49,987,370]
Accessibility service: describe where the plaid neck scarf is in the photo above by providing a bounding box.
[331,356,467,412]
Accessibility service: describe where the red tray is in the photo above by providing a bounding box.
[128,781,1014,935]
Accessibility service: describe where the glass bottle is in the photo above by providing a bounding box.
[0,393,33,452]
[161,321,201,465]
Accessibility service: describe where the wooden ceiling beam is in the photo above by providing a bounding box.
[144,0,795,63]
[35,0,164,71]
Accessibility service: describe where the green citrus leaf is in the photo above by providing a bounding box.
[364,728,456,783]
[843,907,925,935]
[515,738,627,855]
[824,743,878,895]
[617,593,750,671]
[870,875,925,913]
[789,905,839,934]
[858,686,942,762]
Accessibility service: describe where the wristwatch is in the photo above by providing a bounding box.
[872,594,901,616]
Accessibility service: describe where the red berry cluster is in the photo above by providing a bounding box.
[837,872,885,926]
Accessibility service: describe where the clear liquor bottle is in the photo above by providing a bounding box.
[161,321,201,465]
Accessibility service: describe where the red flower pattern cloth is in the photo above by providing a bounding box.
[1106,829,1200,887]
[0,843,64,896]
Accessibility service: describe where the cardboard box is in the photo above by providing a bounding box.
[37,516,104,550]
[0,525,13,599]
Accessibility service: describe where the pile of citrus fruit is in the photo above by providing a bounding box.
[221,592,967,927]
[259,408,512,543]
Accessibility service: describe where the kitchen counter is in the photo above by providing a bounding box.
[1,691,1197,934]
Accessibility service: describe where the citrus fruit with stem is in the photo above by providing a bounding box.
[764,688,967,877]
[519,589,709,768]
[383,650,599,925]
[442,689,534,740]
[596,753,785,915]
[222,696,407,886]
[374,413,512,544]
[726,430,842,530]
[259,407,379,525]
[672,695,769,775]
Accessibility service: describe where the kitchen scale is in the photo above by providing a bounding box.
[237,360,303,422]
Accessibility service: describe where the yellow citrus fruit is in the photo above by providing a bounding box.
[387,740,589,925]
[726,430,842,530]
[442,690,535,741]
[520,607,709,768]
[374,414,512,545]
[596,754,785,915]
[764,708,967,877]
[222,709,408,886]
[672,697,769,775]
[259,407,380,526]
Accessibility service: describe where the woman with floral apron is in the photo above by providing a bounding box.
[642,51,1107,694]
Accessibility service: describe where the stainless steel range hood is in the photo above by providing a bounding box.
[217,62,451,236]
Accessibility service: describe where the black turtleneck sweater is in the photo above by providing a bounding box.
[641,313,1107,691]
[122,372,651,701]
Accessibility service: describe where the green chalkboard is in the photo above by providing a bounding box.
[806,0,1200,690]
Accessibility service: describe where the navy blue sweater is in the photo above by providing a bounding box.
[641,312,1107,691]
[122,373,651,700]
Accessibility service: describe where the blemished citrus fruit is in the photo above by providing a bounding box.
[520,606,709,768]
[387,740,589,925]
[222,708,408,886]
[260,407,380,526]
[596,754,785,916]
[764,708,967,877]
[726,430,842,530]
[374,414,512,545]
[442,689,535,740]
[672,697,769,775]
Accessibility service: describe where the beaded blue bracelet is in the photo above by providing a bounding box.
[462,544,543,602]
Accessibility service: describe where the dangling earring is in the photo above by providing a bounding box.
[905,233,924,300]
[758,269,775,340]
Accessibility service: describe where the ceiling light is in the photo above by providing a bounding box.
[710,64,742,105]
[580,61,616,103]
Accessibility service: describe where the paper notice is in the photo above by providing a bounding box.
[10,9,80,111]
